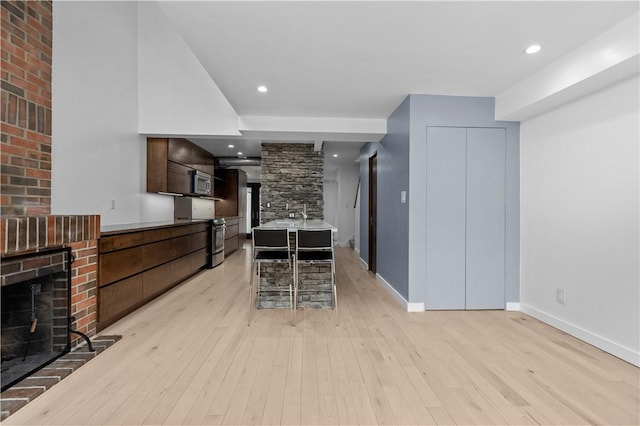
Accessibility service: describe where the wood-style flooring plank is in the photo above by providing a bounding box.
[3,246,638,426]
[259,314,294,425]
[280,315,303,426]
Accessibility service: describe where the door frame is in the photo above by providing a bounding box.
[368,153,377,273]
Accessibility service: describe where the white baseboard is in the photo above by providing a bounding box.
[407,302,426,312]
[354,247,360,255]
[376,273,425,312]
[521,303,639,367]
[358,256,368,269]
[506,302,521,311]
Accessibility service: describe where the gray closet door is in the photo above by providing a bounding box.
[425,127,466,309]
[465,128,506,309]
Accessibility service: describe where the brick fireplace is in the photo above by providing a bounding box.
[1,1,100,345]
[0,216,100,346]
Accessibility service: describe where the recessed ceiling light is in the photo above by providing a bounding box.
[237,152,243,156]
[257,85,268,93]
[332,154,338,158]
[228,144,235,148]
[525,44,542,54]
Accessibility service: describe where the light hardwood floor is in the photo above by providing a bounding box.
[5,245,639,425]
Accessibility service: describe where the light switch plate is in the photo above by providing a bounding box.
[401,191,407,203]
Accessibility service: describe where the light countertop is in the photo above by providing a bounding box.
[256,219,336,232]
[100,219,210,235]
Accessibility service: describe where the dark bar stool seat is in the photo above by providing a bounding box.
[249,228,294,326]
[294,228,338,326]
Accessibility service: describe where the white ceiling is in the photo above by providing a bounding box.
[189,139,362,182]
[167,1,638,170]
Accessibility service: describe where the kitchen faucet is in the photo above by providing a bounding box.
[301,203,308,222]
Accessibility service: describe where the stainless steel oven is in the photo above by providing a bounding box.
[209,218,225,268]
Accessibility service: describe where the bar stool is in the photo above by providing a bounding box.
[249,228,294,326]
[294,229,338,326]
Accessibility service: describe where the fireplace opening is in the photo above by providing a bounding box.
[1,247,72,392]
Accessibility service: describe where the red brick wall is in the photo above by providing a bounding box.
[1,0,53,216]
[69,240,98,342]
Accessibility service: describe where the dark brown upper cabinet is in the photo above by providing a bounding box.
[214,169,247,235]
[147,138,215,196]
[213,169,227,199]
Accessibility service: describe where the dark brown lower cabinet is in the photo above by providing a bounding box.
[221,217,240,256]
[97,223,208,330]
[98,274,143,326]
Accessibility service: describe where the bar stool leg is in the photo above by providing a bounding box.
[331,259,338,326]
[248,260,255,326]
[290,278,294,326]
[257,262,261,309]
[293,255,297,326]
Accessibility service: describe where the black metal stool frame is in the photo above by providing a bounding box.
[249,228,295,326]
[294,228,338,326]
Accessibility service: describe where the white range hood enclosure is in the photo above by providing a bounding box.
[174,197,215,220]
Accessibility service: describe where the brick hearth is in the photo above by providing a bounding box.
[0,335,121,421]
[0,214,115,419]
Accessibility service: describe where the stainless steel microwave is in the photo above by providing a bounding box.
[192,170,211,196]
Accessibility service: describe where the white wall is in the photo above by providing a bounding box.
[138,2,240,137]
[52,1,173,226]
[520,75,639,366]
[323,179,337,227]
[323,164,359,247]
[336,165,360,247]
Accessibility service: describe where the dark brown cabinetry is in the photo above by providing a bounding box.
[166,161,193,195]
[215,169,247,240]
[147,138,215,196]
[97,222,208,330]
[223,217,240,255]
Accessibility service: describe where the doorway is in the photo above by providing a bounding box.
[368,153,377,273]
[248,183,261,236]
[323,180,338,229]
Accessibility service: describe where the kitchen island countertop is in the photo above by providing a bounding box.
[256,219,336,232]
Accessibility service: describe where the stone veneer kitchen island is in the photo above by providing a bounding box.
[253,220,336,309]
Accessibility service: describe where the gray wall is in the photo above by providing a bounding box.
[408,95,520,305]
[261,143,324,222]
[359,96,410,299]
[360,94,520,307]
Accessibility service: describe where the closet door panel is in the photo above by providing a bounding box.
[466,128,506,309]
[425,127,467,309]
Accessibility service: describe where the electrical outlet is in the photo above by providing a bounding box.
[556,288,565,305]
